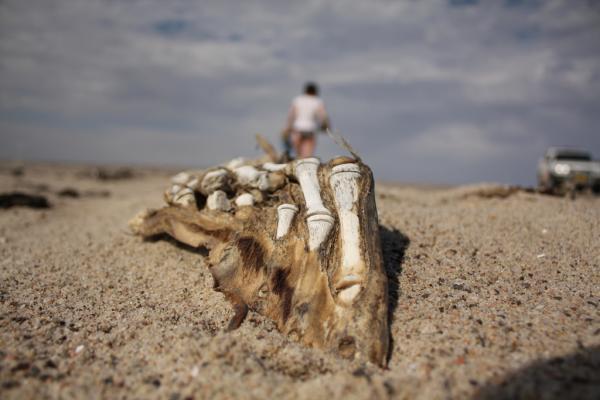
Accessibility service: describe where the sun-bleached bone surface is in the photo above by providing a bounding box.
[293,158,330,217]
[235,193,255,207]
[207,190,230,211]
[276,203,298,239]
[200,168,230,195]
[329,163,364,303]
[130,154,389,366]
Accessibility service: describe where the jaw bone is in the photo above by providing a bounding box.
[293,158,334,251]
[130,150,390,366]
[329,162,365,303]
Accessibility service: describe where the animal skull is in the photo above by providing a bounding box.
[129,155,389,366]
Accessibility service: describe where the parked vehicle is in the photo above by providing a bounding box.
[537,147,600,195]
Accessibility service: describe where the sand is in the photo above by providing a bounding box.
[0,163,598,399]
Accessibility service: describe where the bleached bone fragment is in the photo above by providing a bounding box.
[307,212,334,251]
[235,193,254,207]
[233,166,270,191]
[226,157,246,170]
[276,203,298,239]
[201,168,229,195]
[207,190,231,211]
[186,177,199,190]
[171,172,191,185]
[170,184,182,195]
[173,187,196,207]
[164,184,181,205]
[293,158,329,217]
[263,162,289,173]
[294,158,334,250]
[329,162,364,302]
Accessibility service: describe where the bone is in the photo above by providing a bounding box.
[164,184,182,205]
[276,203,298,239]
[294,158,334,250]
[200,169,230,195]
[206,190,231,211]
[293,158,330,217]
[306,212,335,251]
[233,165,271,191]
[186,177,199,190]
[171,172,191,186]
[170,184,182,195]
[329,162,364,302]
[131,155,390,366]
[235,193,254,207]
[262,162,289,173]
[173,187,196,207]
[225,157,247,170]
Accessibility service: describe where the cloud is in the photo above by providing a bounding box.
[0,0,599,185]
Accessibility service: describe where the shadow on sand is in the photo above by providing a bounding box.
[473,345,600,400]
[379,225,410,365]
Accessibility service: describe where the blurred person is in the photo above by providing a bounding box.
[282,82,330,159]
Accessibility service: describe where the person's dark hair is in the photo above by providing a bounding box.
[304,82,319,96]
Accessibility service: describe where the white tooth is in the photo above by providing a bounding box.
[330,163,364,298]
[171,172,191,185]
[174,187,196,207]
[235,193,254,207]
[294,158,330,217]
[306,212,334,251]
[206,190,231,211]
[201,169,229,194]
[262,162,288,172]
[276,203,298,239]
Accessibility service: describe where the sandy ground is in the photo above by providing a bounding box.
[0,162,598,399]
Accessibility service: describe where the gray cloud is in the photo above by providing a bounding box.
[1,0,599,185]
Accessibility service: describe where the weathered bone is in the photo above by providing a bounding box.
[173,187,196,208]
[306,211,335,251]
[329,162,364,303]
[200,168,230,195]
[293,158,329,217]
[263,162,289,173]
[130,153,389,366]
[235,193,254,207]
[171,172,191,185]
[206,190,230,211]
[225,157,246,170]
[233,165,270,191]
[276,203,298,239]
[293,157,334,250]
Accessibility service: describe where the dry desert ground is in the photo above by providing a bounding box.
[0,162,599,399]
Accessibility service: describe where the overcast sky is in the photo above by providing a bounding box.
[1,0,599,185]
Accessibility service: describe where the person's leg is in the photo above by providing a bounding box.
[298,134,316,158]
[291,131,302,158]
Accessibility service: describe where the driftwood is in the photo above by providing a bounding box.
[129,153,389,366]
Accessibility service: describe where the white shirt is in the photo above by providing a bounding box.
[291,94,325,132]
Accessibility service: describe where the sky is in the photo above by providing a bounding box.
[1,0,599,185]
